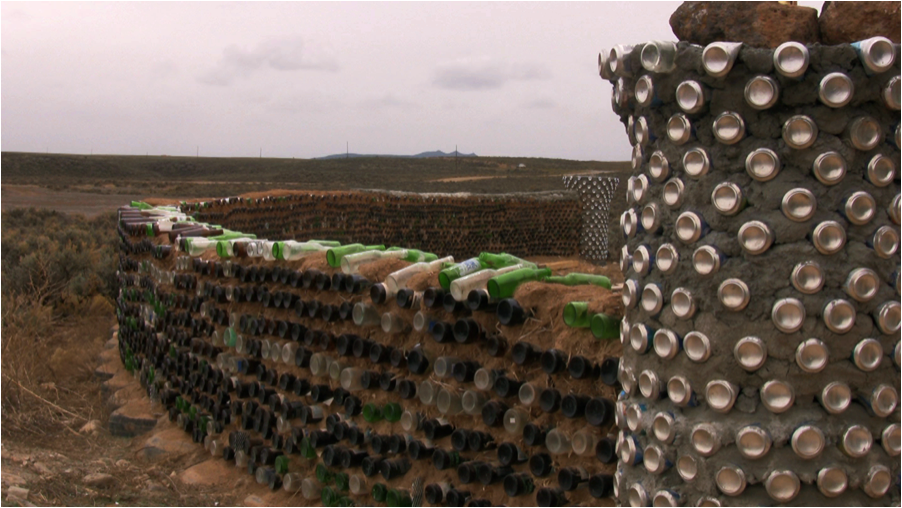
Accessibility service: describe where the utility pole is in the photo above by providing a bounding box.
[455,144,459,171]
[346,141,349,159]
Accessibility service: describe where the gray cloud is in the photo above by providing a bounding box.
[432,57,552,91]
[358,93,418,111]
[524,97,558,109]
[198,37,339,86]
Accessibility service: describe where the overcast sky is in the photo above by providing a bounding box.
[1,1,824,161]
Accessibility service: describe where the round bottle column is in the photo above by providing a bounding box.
[603,37,900,506]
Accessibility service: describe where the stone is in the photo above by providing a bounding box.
[79,420,102,434]
[670,1,821,48]
[83,473,116,488]
[30,462,52,476]
[1,473,27,488]
[114,459,130,469]
[179,460,234,486]
[244,495,266,507]
[8,487,30,500]
[819,1,900,45]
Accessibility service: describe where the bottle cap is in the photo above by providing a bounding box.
[652,412,676,443]
[764,470,800,503]
[635,116,652,147]
[597,51,614,80]
[640,40,677,73]
[881,424,901,456]
[713,112,745,144]
[718,278,750,311]
[733,337,766,371]
[705,380,738,413]
[662,178,684,208]
[653,329,681,360]
[875,300,901,334]
[791,261,824,294]
[692,246,721,276]
[772,298,805,333]
[643,444,669,475]
[640,283,664,315]
[666,113,692,145]
[872,226,899,259]
[715,466,746,496]
[648,150,670,182]
[852,338,883,371]
[738,220,773,254]
[690,423,719,456]
[676,80,706,113]
[640,203,661,234]
[844,268,879,302]
[638,370,663,400]
[712,182,744,216]
[627,484,648,507]
[883,75,900,110]
[812,151,846,185]
[609,44,634,77]
[622,279,639,309]
[849,116,882,151]
[632,174,648,203]
[816,467,848,498]
[823,299,856,334]
[655,243,679,275]
[866,154,896,187]
[629,322,651,353]
[818,72,854,107]
[819,381,851,415]
[634,75,655,107]
[773,41,809,78]
[745,147,780,181]
[667,375,693,406]
[682,148,710,178]
[841,425,872,458]
[791,425,825,460]
[736,425,771,459]
[761,380,794,413]
[796,338,829,373]
[632,245,653,275]
[744,75,779,109]
[676,455,697,483]
[675,211,705,244]
[855,36,895,73]
[863,465,892,499]
[781,188,816,222]
[702,42,741,77]
[870,384,898,417]
[812,221,846,255]
[683,332,711,362]
[671,288,696,319]
[782,115,818,149]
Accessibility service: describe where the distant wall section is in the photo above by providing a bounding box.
[182,190,581,259]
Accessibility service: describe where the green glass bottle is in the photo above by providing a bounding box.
[372,483,388,503]
[486,267,552,300]
[274,455,289,475]
[334,471,349,492]
[326,244,386,268]
[386,488,412,507]
[299,437,317,459]
[563,302,591,328]
[544,273,612,289]
[382,402,403,423]
[321,486,338,507]
[590,313,621,340]
[362,403,384,423]
[316,463,334,484]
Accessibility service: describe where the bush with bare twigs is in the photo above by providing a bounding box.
[1,208,118,437]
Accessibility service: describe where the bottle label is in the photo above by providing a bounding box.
[458,258,481,277]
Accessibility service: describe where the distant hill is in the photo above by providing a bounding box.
[317,149,477,160]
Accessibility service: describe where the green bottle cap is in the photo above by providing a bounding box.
[362,403,384,423]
